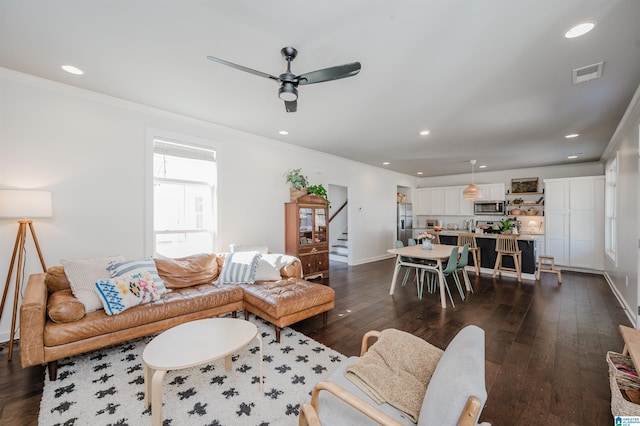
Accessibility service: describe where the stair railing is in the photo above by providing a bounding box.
[329,200,348,222]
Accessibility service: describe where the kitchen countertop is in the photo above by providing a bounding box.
[431,230,540,241]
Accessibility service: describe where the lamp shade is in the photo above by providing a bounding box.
[0,190,53,218]
[462,184,484,200]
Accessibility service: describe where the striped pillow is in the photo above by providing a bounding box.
[107,258,168,294]
[217,251,261,284]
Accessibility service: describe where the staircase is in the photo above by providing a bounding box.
[330,230,348,263]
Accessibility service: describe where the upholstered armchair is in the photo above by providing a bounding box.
[299,326,488,426]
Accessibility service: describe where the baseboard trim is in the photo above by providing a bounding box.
[603,271,636,327]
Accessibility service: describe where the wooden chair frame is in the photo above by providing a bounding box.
[493,234,522,282]
[457,233,480,276]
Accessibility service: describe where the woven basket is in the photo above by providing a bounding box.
[607,351,640,416]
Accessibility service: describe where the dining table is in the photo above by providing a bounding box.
[387,244,469,308]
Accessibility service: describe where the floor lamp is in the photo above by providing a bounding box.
[0,190,52,361]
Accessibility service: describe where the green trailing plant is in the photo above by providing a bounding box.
[285,168,309,189]
[307,184,331,207]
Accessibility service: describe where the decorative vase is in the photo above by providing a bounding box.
[422,239,432,250]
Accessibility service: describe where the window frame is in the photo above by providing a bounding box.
[604,154,618,265]
[145,128,218,257]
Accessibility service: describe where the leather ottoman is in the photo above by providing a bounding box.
[242,278,335,342]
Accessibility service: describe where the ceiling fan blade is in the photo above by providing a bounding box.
[285,100,297,113]
[206,56,279,81]
[297,62,361,85]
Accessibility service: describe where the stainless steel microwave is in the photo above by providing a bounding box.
[473,201,505,215]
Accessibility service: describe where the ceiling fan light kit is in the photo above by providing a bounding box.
[207,46,361,112]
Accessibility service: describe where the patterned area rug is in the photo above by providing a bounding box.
[39,314,345,425]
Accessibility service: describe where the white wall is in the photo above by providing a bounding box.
[0,68,416,341]
[601,84,640,325]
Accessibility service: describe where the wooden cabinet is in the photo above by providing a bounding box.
[284,195,329,279]
[544,176,604,270]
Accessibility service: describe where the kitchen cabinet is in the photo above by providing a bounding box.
[478,183,506,201]
[544,176,604,270]
[284,196,329,279]
[416,184,502,216]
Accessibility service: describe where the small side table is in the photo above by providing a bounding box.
[142,318,263,426]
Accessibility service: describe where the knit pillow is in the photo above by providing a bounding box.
[61,255,125,312]
[94,271,161,315]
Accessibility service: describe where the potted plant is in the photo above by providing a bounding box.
[285,168,309,202]
[499,218,513,234]
[307,184,331,207]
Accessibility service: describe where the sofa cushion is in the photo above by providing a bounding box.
[95,271,162,315]
[47,289,86,323]
[43,283,244,347]
[154,253,219,289]
[107,258,167,294]
[217,251,260,284]
[61,255,125,313]
[241,278,335,318]
[45,266,71,293]
[418,325,487,426]
[254,258,282,281]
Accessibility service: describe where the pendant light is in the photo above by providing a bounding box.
[463,160,483,199]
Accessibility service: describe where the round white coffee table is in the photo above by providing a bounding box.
[142,318,263,426]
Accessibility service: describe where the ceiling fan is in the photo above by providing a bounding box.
[207,47,361,112]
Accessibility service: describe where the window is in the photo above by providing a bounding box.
[152,138,216,257]
[605,156,617,264]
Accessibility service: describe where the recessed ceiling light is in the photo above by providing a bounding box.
[417,171,424,175]
[479,165,487,169]
[382,162,390,165]
[278,130,288,135]
[564,21,596,39]
[419,130,430,136]
[565,133,579,139]
[61,65,84,75]
[567,155,578,159]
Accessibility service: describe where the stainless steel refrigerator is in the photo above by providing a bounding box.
[397,203,413,245]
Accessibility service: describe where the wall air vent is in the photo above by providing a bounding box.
[572,62,604,84]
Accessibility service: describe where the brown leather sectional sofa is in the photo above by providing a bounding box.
[19,256,335,380]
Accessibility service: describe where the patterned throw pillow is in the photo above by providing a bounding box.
[94,271,161,315]
[107,258,168,294]
[217,251,260,284]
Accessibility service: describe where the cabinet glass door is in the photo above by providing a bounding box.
[314,208,326,243]
[299,208,313,244]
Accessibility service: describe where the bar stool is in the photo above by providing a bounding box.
[493,234,522,282]
[536,255,562,283]
[457,233,480,276]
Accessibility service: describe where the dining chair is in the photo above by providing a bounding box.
[420,246,458,307]
[493,234,522,282]
[457,233,480,276]
[407,238,417,246]
[395,240,420,288]
[452,244,472,300]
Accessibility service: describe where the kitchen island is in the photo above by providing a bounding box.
[437,232,536,275]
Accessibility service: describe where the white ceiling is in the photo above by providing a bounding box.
[1,1,639,177]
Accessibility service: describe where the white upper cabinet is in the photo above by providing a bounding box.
[416,183,504,216]
[478,183,506,201]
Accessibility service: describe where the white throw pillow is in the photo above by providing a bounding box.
[254,257,282,281]
[61,255,125,312]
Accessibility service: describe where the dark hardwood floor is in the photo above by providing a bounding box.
[0,258,631,425]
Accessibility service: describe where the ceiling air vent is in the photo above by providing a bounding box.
[572,62,604,84]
